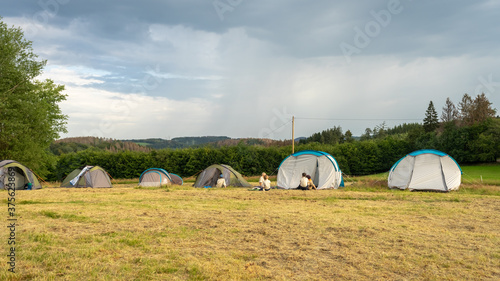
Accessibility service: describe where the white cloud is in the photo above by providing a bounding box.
[60,86,218,139]
[39,65,109,86]
[146,71,223,81]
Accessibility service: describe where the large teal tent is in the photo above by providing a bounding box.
[388,149,462,192]
[277,150,344,189]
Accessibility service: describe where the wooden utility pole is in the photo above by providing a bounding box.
[292,116,295,154]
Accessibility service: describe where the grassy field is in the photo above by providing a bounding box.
[2,168,500,280]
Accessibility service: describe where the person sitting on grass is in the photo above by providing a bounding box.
[307,175,316,190]
[259,172,266,188]
[260,175,271,191]
[297,173,309,190]
[216,174,226,188]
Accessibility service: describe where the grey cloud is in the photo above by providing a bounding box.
[1,0,499,138]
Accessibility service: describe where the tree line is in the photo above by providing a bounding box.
[47,117,499,181]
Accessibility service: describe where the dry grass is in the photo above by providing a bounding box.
[1,183,499,280]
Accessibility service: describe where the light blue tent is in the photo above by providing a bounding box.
[277,150,344,189]
[139,168,172,187]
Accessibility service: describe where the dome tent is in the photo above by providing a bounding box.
[139,168,171,187]
[0,160,42,190]
[168,173,183,185]
[61,166,112,188]
[138,168,183,187]
[388,149,462,192]
[194,164,251,187]
[277,150,344,189]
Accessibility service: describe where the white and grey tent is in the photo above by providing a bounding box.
[277,150,344,189]
[388,149,462,192]
[61,166,112,188]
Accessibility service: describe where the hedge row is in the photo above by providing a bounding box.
[48,119,499,180]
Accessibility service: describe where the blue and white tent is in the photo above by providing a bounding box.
[277,150,344,189]
[388,149,462,192]
[139,168,179,187]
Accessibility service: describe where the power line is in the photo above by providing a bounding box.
[260,120,292,139]
[260,116,420,139]
[295,117,421,121]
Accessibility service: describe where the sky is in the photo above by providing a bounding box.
[2,0,499,140]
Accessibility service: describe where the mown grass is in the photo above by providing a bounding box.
[1,178,499,280]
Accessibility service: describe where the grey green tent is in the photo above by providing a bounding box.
[0,160,42,190]
[61,166,112,188]
[194,164,251,187]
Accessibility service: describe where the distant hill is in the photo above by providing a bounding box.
[125,136,231,149]
[51,136,297,155]
[127,136,297,149]
[209,138,293,147]
[50,137,152,155]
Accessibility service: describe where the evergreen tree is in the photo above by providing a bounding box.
[423,101,439,132]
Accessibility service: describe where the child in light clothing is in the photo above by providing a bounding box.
[216,174,226,188]
[258,172,266,188]
[261,175,271,191]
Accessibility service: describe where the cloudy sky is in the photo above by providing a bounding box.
[2,0,499,139]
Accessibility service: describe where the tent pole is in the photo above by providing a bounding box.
[292,116,295,154]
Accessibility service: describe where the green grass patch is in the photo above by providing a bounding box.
[462,164,500,185]
[39,210,96,222]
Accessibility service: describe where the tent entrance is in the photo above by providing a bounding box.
[312,160,320,187]
[198,167,222,187]
[2,167,28,189]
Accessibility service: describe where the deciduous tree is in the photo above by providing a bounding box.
[472,93,496,124]
[458,93,474,125]
[441,97,459,122]
[0,18,67,175]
